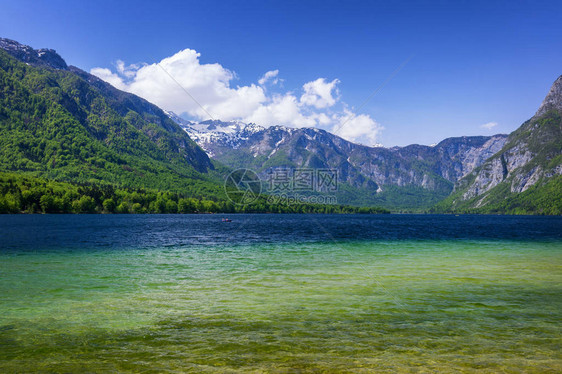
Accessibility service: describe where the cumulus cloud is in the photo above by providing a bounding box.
[245,94,318,128]
[92,49,265,120]
[90,49,382,145]
[90,67,127,90]
[258,69,279,85]
[332,111,384,146]
[480,121,498,130]
[116,60,141,78]
[300,78,339,109]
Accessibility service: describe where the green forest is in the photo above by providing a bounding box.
[0,172,389,214]
[431,174,562,215]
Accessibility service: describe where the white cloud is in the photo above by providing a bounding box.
[91,49,266,120]
[90,67,127,90]
[258,69,279,85]
[245,94,317,128]
[91,49,382,145]
[332,110,384,146]
[300,78,339,109]
[480,121,498,130]
[116,59,140,78]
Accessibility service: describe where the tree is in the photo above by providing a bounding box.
[131,202,143,214]
[166,200,178,214]
[116,202,130,214]
[102,198,116,213]
[40,194,55,213]
[74,196,96,213]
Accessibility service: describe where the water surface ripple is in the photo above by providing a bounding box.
[1,214,561,372]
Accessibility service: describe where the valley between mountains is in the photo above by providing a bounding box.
[1,37,561,214]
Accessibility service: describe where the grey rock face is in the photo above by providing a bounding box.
[0,38,68,70]
[451,75,562,208]
[170,114,508,194]
[535,75,562,117]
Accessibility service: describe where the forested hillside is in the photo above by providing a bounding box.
[0,42,219,196]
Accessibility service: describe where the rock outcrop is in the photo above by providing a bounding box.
[171,114,508,200]
[442,75,562,211]
[0,38,68,70]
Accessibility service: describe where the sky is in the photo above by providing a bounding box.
[1,0,561,146]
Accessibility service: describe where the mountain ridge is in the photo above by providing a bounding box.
[2,37,559,213]
[0,38,218,196]
[168,112,508,208]
[535,75,562,118]
[433,75,562,214]
[0,37,68,70]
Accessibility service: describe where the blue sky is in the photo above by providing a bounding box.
[2,0,561,146]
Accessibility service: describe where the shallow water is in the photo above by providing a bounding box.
[1,214,561,372]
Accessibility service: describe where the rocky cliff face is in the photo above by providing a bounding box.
[172,114,508,197]
[443,75,562,210]
[535,75,562,117]
[0,38,68,70]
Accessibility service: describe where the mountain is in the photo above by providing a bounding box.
[0,38,391,215]
[535,76,562,117]
[166,112,266,155]
[0,38,219,196]
[170,113,507,209]
[434,76,562,214]
[5,37,556,214]
[0,38,68,70]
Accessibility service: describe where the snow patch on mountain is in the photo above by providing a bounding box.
[165,111,266,156]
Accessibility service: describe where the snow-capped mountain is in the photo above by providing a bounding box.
[166,111,508,209]
[165,112,264,156]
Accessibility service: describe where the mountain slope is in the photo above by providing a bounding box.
[0,38,221,197]
[171,114,507,209]
[433,76,562,214]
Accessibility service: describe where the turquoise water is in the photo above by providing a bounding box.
[1,215,561,372]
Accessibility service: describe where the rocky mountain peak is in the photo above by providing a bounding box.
[535,75,562,117]
[0,37,68,70]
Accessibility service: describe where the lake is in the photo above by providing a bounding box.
[1,214,561,372]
